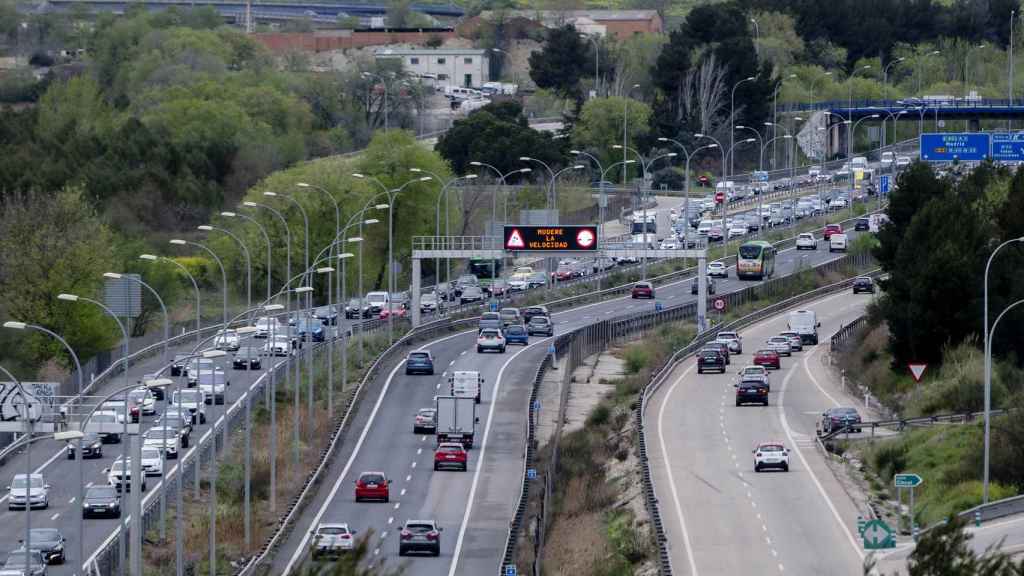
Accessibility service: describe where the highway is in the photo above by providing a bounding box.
[648,290,879,575]
[270,209,878,574]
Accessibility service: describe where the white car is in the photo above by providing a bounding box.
[779,331,804,352]
[707,261,728,278]
[796,233,817,251]
[127,387,156,416]
[476,328,506,353]
[508,278,528,292]
[727,224,747,239]
[895,156,911,168]
[128,448,165,477]
[105,460,146,492]
[214,329,241,351]
[143,427,181,459]
[766,336,793,357]
[263,334,293,356]
[185,358,219,386]
[660,238,680,250]
[739,365,769,387]
[171,389,207,424]
[197,371,227,405]
[253,316,280,339]
[829,197,848,211]
[716,331,742,354]
[311,523,356,559]
[753,442,790,472]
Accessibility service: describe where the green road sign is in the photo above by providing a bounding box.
[862,519,896,550]
[895,473,923,488]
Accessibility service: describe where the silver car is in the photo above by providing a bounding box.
[766,336,793,357]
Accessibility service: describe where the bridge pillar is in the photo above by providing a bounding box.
[411,258,421,328]
[968,117,982,132]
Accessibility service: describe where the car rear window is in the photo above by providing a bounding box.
[405,523,435,533]
[440,445,462,453]
[360,473,385,484]
[759,444,784,452]
[409,353,429,360]
[506,326,525,334]
[318,526,349,535]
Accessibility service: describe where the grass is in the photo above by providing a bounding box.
[860,424,1018,528]
[142,332,392,574]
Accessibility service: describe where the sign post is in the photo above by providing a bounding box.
[895,473,923,539]
[907,364,928,383]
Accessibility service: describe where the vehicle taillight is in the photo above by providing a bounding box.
[340,534,351,540]
[400,530,412,540]
[426,531,439,540]
[356,481,365,489]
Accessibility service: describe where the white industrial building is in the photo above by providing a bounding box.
[375,48,490,88]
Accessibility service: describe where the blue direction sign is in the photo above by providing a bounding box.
[895,473,923,488]
[862,519,896,550]
[505,566,518,576]
[527,468,537,480]
[753,170,769,182]
[879,175,891,195]
[920,132,990,162]
[992,132,1024,162]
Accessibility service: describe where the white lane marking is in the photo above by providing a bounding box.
[281,328,471,574]
[447,336,551,576]
[85,482,92,488]
[405,475,411,482]
[777,364,865,561]
[411,462,417,469]
[381,531,388,539]
[449,360,456,366]
[656,362,700,576]
[388,517,394,525]
[460,351,467,356]
[416,448,422,455]
[374,548,380,556]
[68,497,76,504]
[421,436,427,442]
[801,346,841,408]
[50,513,59,521]
[393,502,400,510]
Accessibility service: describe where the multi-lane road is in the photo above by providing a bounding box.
[649,291,876,575]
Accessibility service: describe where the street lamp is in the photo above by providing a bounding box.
[169,239,228,331]
[139,254,202,350]
[199,224,253,312]
[730,76,756,178]
[982,237,1024,504]
[917,50,941,95]
[882,57,905,102]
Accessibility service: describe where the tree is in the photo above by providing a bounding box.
[297,531,405,576]
[529,24,590,108]
[866,514,1024,575]
[0,188,120,371]
[571,96,652,179]
[435,101,562,176]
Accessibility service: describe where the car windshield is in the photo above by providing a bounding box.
[422,293,437,302]
[174,391,201,402]
[743,367,763,374]
[759,444,784,453]
[530,317,549,324]
[405,523,435,533]
[318,526,349,536]
[110,462,128,472]
[146,429,174,439]
[506,326,525,335]
[835,408,858,416]
[360,473,385,484]
[409,353,429,360]
[141,449,161,460]
[418,409,435,418]
[439,445,462,453]
[480,330,500,338]
[11,477,41,489]
[5,553,42,567]
[29,529,60,543]
[87,486,116,499]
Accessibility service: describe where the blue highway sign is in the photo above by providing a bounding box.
[919,133,990,162]
[992,132,1024,162]
[879,175,891,195]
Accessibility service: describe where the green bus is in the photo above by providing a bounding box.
[468,257,502,284]
[736,240,776,280]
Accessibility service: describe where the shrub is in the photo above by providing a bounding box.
[587,404,610,427]
[622,345,650,374]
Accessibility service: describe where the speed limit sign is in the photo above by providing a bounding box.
[712,297,727,311]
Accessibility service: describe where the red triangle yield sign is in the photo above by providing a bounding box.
[908,363,927,383]
[507,228,525,249]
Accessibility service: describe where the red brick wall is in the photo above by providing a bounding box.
[254,30,458,54]
[601,17,663,38]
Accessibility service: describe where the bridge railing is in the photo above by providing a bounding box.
[781,98,1024,113]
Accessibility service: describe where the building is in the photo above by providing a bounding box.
[477,10,663,39]
[254,29,457,54]
[375,48,489,88]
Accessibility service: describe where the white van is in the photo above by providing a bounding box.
[880,151,895,166]
[443,86,482,100]
[851,156,868,170]
[829,233,848,253]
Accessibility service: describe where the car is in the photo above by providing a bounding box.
[853,276,876,294]
[527,272,548,288]
[413,408,437,434]
[554,264,575,281]
[707,261,728,278]
[20,528,66,565]
[171,389,207,424]
[819,407,863,435]
[263,334,294,357]
[707,226,725,242]
[753,349,781,370]
[311,523,357,559]
[659,238,680,250]
[143,427,181,459]
[697,349,727,374]
[253,316,280,338]
[829,197,849,211]
[829,233,848,252]
[295,318,326,342]
[766,336,793,356]
[508,277,528,292]
[779,331,803,352]
[90,412,122,444]
[127,387,156,418]
[477,328,506,353]
[735,381,769,406]
[522,306,549,323]
[727,224,748,239]
[504,324,529,345]
[753,442,790,472]
[796,233,817,250]
[3,549,46,575]
[379,303,408,320]
[197,371,227,405]
[233,346,262,370]
[185,357,219,387]
[631,282,654,299]
[703,342,731,364]
[716,331,742,354]
[823,223,843,240]
[434,442,469,471]
[354,472,389,502]
[313,305,339,325]
[214,329,241,351]
[345,298,370,319]
[854,217,870,231]
[738,365,770,389]
[527,316,554,337]
[137,447,165,476]
[499,308,522,326]
[691,277,716,295]
[66,433,103,460]
[487,279,509,297]
[154,413,192,447]
[459,285,484,304]
[895,156,911,168]
[454,274,478,295]
[405,351,435,375]
[171,353,190,376]
[420,292,441,313]
[82,484,120,518]
[478,312,503,332]
[398,520,442,557]
[105,460,147,492]
[8,473,49,510]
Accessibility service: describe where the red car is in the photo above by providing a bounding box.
[354,471,390,502]
[379,304,407,320]
[631,282,654,299]
[753,349,781,370]
[823,223,843,240]
[433,443,468,471]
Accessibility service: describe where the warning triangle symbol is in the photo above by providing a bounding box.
[908,363,927,382]
[507,229,525,249]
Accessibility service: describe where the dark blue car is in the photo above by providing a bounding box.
[504,325,529,345]
[405,351,434,375]
[295,319,325,342]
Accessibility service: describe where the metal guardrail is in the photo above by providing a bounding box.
[817,408,1008,444]
[830,316,867,352]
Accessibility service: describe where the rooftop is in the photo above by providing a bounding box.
[374,47,488,56]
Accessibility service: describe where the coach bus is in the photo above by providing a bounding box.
[736,240,776,280]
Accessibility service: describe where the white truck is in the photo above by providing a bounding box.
[787,310,821,345]
[448,370,483,404]
[435,396,478,448]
